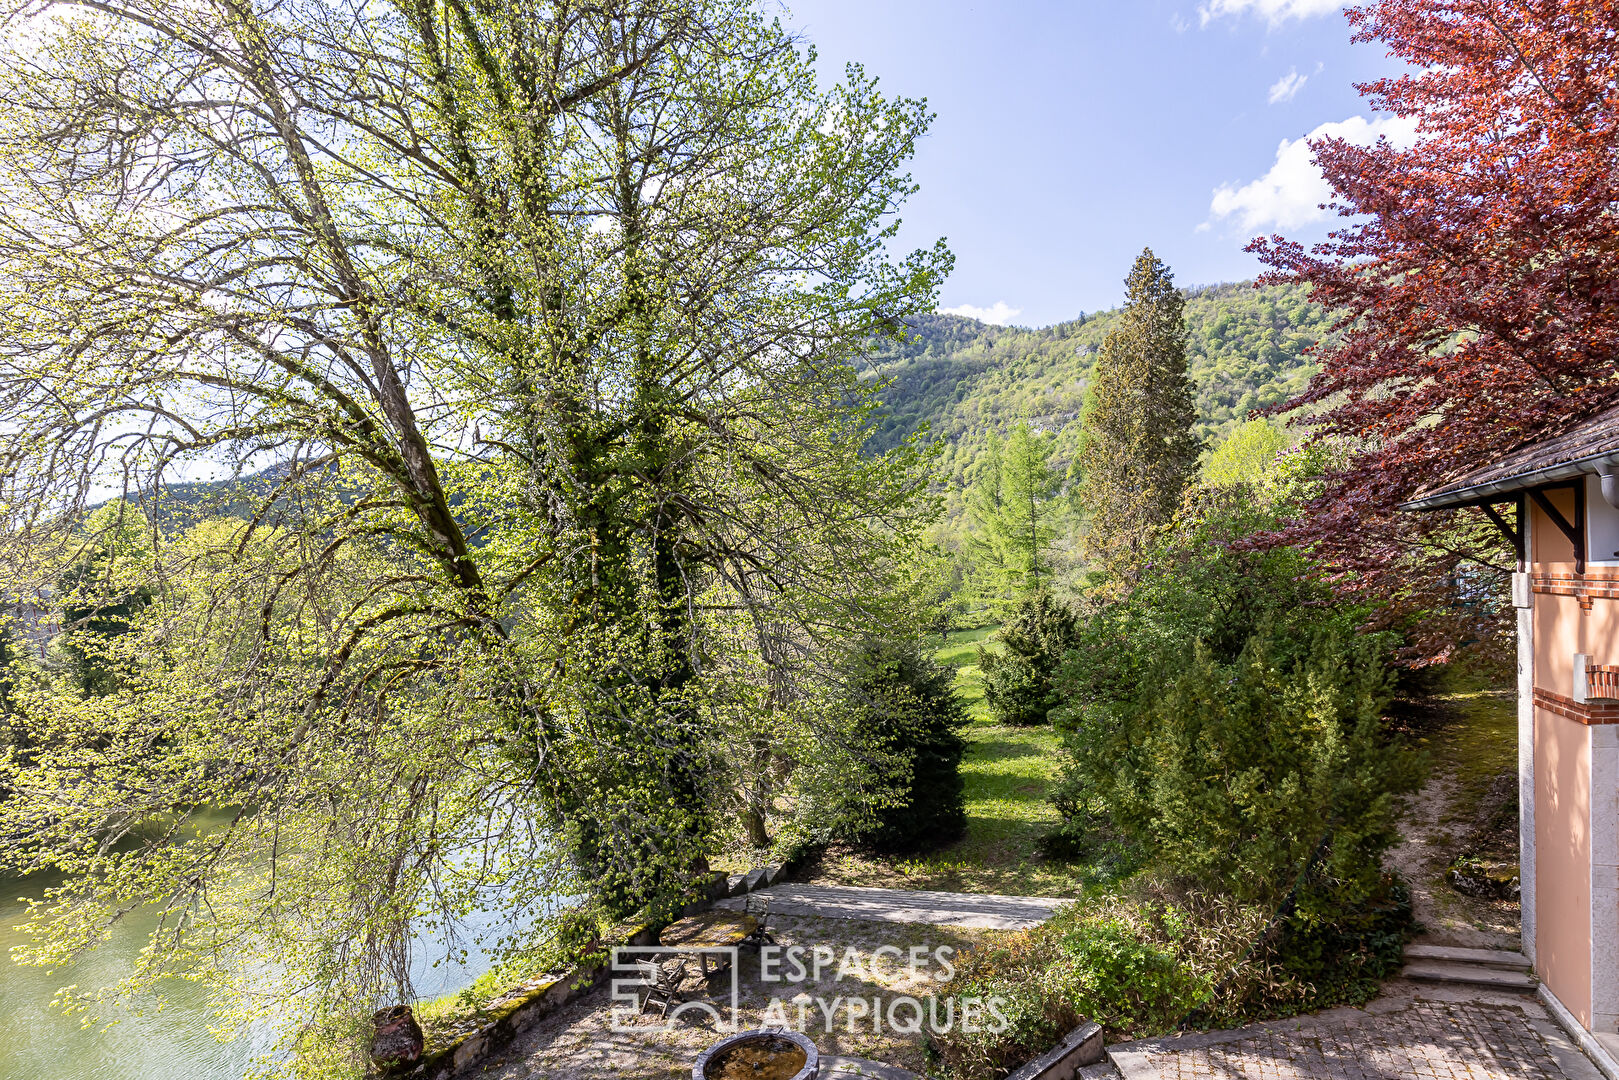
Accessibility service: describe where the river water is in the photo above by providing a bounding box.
[0,868,505,1080]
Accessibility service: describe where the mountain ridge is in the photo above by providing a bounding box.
[865,280,1334,491]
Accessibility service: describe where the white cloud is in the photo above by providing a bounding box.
[1199,0,1350,26]
[1267,67,1307,104]
[940,301,1022,326]
[1207,114,1417,232]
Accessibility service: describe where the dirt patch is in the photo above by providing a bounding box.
[1389,687,1520,949]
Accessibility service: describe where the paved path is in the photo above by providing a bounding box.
[712,883,1070,930]
[821,1055,925,1079]
[1106,986,1604,1080]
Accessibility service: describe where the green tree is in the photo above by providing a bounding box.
[1078,249,1201,575]
[55,501,154,696]
[0,0,948,1064]
[834,639,967,853]
[1205,419,1290,487]
[964,421,1061,606]
[0,618,18,718]
[979,590,1079,727]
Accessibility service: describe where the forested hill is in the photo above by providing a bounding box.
[862,281,1334,488]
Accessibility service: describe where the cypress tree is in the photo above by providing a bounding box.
[1079,248,1200,574]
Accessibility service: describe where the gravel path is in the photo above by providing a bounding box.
[712,883,1070,930]
[1387,765,1520,950]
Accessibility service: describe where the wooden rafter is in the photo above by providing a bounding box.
[1528,484,1586,573]
[1481,496,1525,566]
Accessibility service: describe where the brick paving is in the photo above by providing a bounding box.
[1111,994,1605,1080]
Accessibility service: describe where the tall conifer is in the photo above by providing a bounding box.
[964,420,1060,606]
[1079,249,1200,573]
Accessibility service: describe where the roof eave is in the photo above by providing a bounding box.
[1401,448,1619,512]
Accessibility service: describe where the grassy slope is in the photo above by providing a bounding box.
[809,627,1094,897]
[1428,684,1517,828]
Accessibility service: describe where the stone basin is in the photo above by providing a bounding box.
[693,1028,818,1080]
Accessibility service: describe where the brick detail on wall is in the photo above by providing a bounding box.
[1534,569,1619,604]
[1534,687,1619,725]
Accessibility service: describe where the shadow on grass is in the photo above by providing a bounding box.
[964,737,1051,764]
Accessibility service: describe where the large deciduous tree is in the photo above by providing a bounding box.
[1077,248,1200,576]
[1251,0,1619,661]
[0,0,948,1064]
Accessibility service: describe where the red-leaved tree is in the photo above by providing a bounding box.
[1253,0,1619,664]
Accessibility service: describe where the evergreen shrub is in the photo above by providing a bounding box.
[929,877,1410,1080]
[978,590,1078,727]
[1049,480,1424,916]
[837,639,968,852]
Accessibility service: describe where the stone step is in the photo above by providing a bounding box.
[1401,960,1539,992]
[1404,944,1531,970]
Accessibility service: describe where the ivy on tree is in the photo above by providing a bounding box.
[835,639,968,853]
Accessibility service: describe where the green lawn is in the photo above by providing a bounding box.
[811,626,1098,897]
[1430,683,1517,825]
[932,623,997,675]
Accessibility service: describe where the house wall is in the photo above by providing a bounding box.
[1518,563,1537,964]
[1589,472,1619,569]
[1534,487,1580,569]
[1594,722,1619,1033]
[1535,700,1593,1026]
[1527,490,1619,1034]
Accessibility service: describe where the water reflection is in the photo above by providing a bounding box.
[0,861,511,1080]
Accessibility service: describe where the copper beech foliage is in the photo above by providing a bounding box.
[1251,0,1619,663]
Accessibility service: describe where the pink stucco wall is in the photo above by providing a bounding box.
[1532,488,1579,570]
[1535,703,1592,1025]
[1535,595,1576,698]
[1533,587,1619,697]
[1527,493,1602,1028]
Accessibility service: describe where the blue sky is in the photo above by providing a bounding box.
[780,0,1408,327]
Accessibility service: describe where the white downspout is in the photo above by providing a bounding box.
[1600,470,1619,511]
[1517,512,1536,966]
